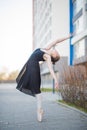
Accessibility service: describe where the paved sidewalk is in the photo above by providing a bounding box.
[0,83,87,130]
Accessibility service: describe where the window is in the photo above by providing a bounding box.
[77,16,83,33]
[74,39,85,59]
[73,1,76,16]
[77,0,83,13]
[73,23,76,33]
[73,0,83,15]
[73,16,84,34]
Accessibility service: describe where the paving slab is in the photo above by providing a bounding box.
[0,83,87,130]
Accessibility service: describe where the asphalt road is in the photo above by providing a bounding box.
[0,83,87,130]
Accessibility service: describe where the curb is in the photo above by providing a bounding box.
[56,101,87,117]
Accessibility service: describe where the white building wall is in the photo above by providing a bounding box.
[33,0,69,57]
[52,0,69,56]
[71,0,87,63]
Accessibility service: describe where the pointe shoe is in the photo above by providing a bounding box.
[37,108,44,122]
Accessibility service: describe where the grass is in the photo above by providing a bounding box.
[41,88,53,92]
[41,87,58,92]
[58,100,87,113]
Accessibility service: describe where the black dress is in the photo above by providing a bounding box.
[16,48,45,97]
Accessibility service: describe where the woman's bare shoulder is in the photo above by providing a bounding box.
[43,53,51,61]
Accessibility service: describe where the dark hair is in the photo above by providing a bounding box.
[51,55,60,64]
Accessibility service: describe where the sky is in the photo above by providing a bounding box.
[0,0,33,72]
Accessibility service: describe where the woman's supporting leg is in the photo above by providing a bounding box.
[36,93,42,110]
[36,93,43,122]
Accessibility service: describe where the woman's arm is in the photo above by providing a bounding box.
[43,54,59,89]
[45,34,72,50]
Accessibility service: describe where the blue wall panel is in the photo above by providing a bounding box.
[69,0,73,65]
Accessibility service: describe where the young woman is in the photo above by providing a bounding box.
[16,34,72,122]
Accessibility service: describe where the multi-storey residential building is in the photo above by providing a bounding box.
[32,0,69,57]
[70,0,87,72]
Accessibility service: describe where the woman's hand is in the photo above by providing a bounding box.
[69,33,74,38]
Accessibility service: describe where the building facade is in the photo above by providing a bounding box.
[32,0,69,57]
[70,0,87,69]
